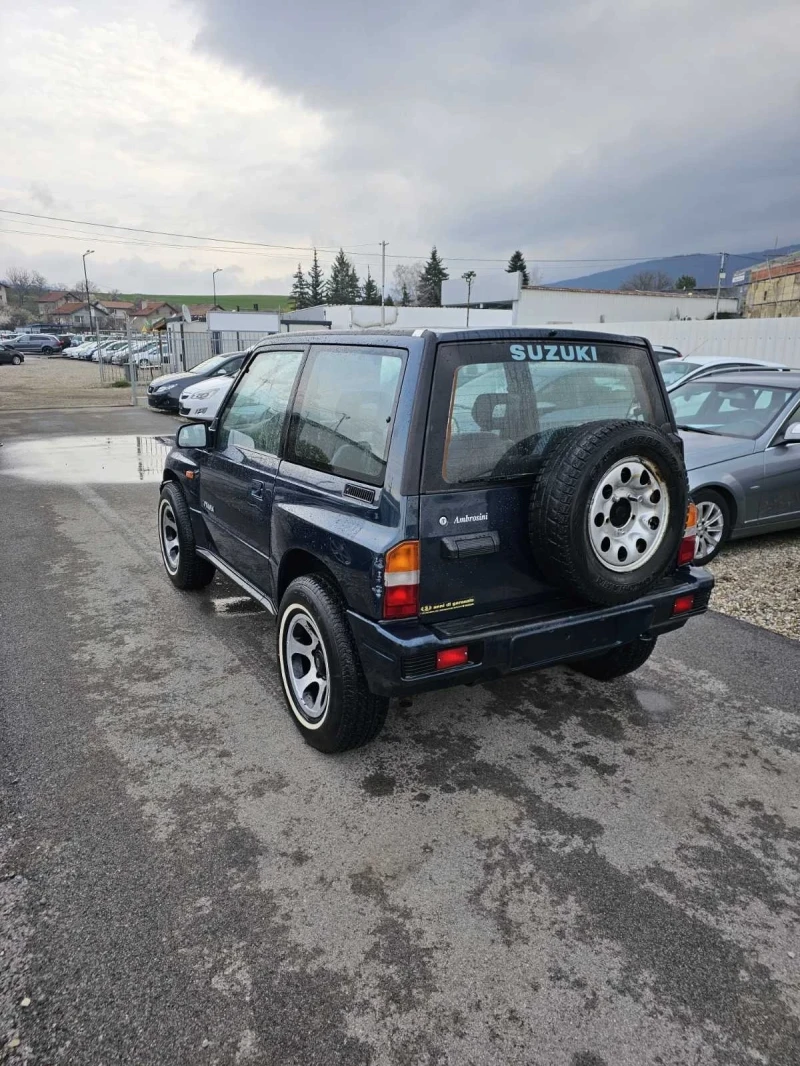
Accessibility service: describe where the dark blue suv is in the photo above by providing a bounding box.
[159,328,713,752]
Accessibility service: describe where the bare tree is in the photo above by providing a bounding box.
[5,267,48,306]
[619,270,674,292]
[390,262,424,304]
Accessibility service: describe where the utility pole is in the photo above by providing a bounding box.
[462,270,476,327]
[380,241,388,327]
[713,251,726,320]
[82,249,95,334]
[212,268,222,307]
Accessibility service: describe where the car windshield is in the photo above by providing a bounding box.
[671,381,797,439]
[191,354,232,376]
[659,359,702,386]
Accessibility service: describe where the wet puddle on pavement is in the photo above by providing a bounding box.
[0,435,173,483]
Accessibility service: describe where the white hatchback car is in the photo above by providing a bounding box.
[178,375,234,420]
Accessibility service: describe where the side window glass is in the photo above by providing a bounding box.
[217,350,304,455]
[287,345,405,485]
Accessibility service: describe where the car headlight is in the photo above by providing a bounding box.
[153,384,171,393]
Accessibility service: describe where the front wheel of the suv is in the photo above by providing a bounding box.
[572,635,657,681]
[158,482,215,590]
[277,575,389,753]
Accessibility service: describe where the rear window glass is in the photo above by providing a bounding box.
[431,341,660,485]
[286,345,405,485]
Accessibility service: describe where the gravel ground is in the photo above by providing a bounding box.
[708,530,800,640]
[0,356,136,410]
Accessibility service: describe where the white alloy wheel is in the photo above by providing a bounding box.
[588,457,670,572]
[695,499,726,561]
[278,606,331,729]
[158,498,181,574]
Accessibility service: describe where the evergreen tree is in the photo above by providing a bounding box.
[326,248,357,303]
[307,248,325,305]
[347,262,361,304]
[675,274,697,291]
[400,282,410,306]
[385,294,394,306]
[418,246,449,306]
[290,263,310,310]
[362,268,380,305]
[506,250,530,286]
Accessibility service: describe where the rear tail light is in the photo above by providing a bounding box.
[678,501,698,566]
[436,646,469,670]
[384,541,420,619]
[673,593,695,615]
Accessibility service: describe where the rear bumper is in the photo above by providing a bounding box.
[348,567,714,697]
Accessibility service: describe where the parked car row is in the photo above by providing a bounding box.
[63,336,167,366]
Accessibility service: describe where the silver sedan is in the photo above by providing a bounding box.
[672,371,800,562]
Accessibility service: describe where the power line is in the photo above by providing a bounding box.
[0,207,697,265]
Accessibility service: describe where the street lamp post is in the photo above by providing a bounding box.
[82,249,95,333]
[462,270,476,327]
[212,268,222,307]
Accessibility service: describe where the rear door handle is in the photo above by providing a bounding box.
[250,479,266,501]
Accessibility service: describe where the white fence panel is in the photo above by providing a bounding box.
[556,318,800,368]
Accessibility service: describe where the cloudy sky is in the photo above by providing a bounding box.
[1,0,798,295]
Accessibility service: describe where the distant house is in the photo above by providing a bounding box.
[744,253,800,319]
[97,300,135,323]
[130,300,178,330]
[50,300,114,328]
[0,282,8,306]
[37,290,81,317]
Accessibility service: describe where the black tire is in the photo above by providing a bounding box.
[158,482,215,590]
[572,635,657,681]
[41,346,53,354]
[11,355,22,366]
[277,575,389,753]
[529,420,688,606]
[693,488,731,564]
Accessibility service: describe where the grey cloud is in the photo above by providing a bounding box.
[190,0,800,273]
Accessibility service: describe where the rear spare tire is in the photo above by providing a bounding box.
[529,420,687,606]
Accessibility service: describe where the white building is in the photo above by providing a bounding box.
[515,286,738,325]
[281,304,512,331]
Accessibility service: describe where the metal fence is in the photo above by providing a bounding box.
[166,330,274,371]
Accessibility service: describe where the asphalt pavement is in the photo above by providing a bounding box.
[1,406,799,1066]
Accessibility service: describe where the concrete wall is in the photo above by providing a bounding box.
[515,287,738,324]
[548,317,800,368]
[311,304,513,330]
[744,270,800,319]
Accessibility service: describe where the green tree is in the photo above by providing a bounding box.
[385,294,394,306]
[400,283,410,306]
[326,249,357,303]
[289,263,310,310]
[417,246,449,306]
[675,274,697,291]
[307,249,325,306]
[362,267,380,305]
[506,250,530,286]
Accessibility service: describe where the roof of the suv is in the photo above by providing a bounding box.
[256,327,651,347]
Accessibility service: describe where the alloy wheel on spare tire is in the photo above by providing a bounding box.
[528,420,687,606]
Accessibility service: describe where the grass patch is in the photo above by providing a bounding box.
[115,293,289,312]
[108,379,131,388]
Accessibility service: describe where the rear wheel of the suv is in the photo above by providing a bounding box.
[529,421,687,606]
[277,575,389,753]
[41,346,53,354]
[158,483,215,590]
[572,635,657,680]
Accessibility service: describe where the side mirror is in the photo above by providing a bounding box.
[175,422,211,449]
[778,423,800,445]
